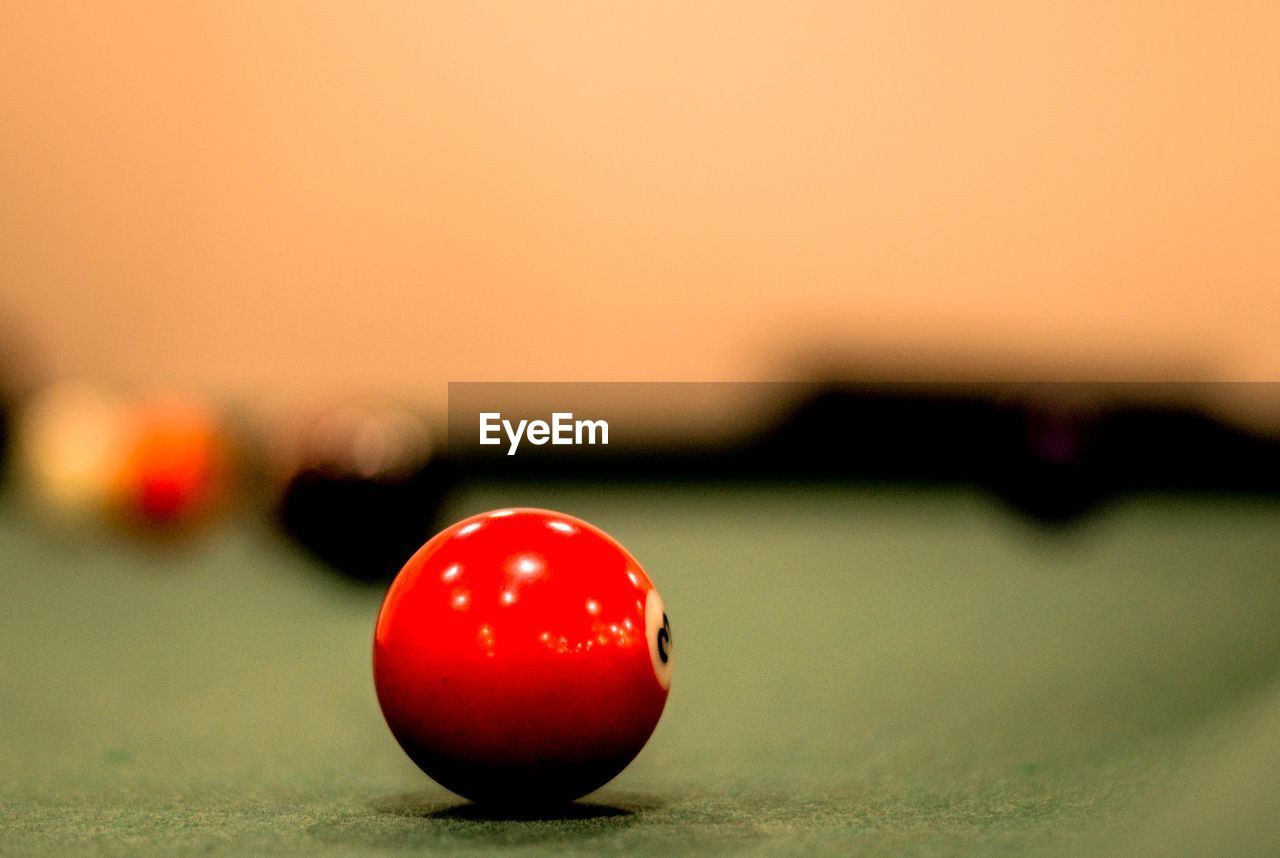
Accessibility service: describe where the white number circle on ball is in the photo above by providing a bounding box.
[645,588,672,690]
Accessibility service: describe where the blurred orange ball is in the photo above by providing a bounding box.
[111,399,233,529]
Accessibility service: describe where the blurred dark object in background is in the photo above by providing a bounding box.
[987,396,1108,522]
[747,386,1112,522]
[278,462,457,583]
[1099,406,1280,494]
[756,385,1280,522]
[273,406,458,582]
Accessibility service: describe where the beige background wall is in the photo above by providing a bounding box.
[3,3,1278,410]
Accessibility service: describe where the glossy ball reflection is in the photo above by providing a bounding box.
[373,508,672,805]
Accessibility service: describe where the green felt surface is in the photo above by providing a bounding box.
[2,483,1280,855]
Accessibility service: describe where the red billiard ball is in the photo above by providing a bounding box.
[373,508,672,805]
